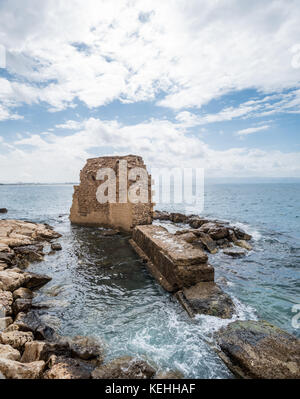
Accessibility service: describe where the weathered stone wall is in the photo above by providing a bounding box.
[70,155,153,231]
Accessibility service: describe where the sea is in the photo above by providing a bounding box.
[0,182,299,378]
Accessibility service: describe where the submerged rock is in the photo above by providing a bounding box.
[154,370,184,379]
[175,282,235,319]
[92,356,156,379]
[215,320,300,379]
[223,248,246,258]
[50,243,62,251]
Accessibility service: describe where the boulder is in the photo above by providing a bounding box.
[0,343,21,361]
[91,356,156,379]
[170,213,188,223]
[0,290,13,316]
[215,320,300,379]
[235,240,252,251]
[207,226,228,240]
[152,211,170,221]
[44,355,94,379]
[178,232,198,244]
[0,358,45,379]
[14,311,56,341]
[199,222,218,233]
[13,287,34,301]
[198,232,218,254]
[14,245,44,262]
[0,253,15,266]
[175,282,235,319]
[223,248,246,258]
[188,217,208,229]
[233,227,252,241]
[21,340,70,363]
[0,330,34,350]
[12,298,32,315]
[0,209,7,214]
[227,229,238,242]
[0,317,13,330]
[66,335,104,361]
[0,269,28,292]
[50,243,62,251]
[24,272,51,290]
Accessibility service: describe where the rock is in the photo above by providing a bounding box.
[24,272,51,290]
[170,213,188,223]
[175,282,235,319]
[92,356,156,379]
[152,211,170,221]
[0,209,7,214]
[0,343,21,361]
[178,232,198,244]
[228,229,238,242]
[199,222,218,233]
[233,227,252,241]
[0,330,34,350]
[215,320,300,379]
[13,287,34,301]
[100,230,120,237]
[188,217,208,229]
[12,298,32,315]
[0,358,45,379]
[0,253,15,266]
[14,311,56,340]
[235,240,252,251]
[223,248,246,258]
[21,340,70,363]
[0,290,13,316]
[66,335,104,361]
[198,232,218,254]
[50,243,62,251]
[0,317,13,330]
[154,370,184,379]
[14,245,44,263]
[0,269,28,292]
[207,226,228,240]
[44,355,94,379]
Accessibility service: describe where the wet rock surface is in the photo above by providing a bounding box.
[91,356,156,379]
[176,282,235,319]
[215,320,300,379]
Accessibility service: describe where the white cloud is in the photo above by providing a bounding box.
[0,0,300,114]
[0,117,298,183]
[236,125,270,136]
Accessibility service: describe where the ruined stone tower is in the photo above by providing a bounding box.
[70,155,153,231]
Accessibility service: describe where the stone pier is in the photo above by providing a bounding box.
[130,224,235,319]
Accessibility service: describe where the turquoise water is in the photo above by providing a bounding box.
[0,183,299,378]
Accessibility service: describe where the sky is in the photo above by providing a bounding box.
[0,0,300,183]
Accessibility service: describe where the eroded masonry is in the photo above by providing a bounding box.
[70,155,153,232]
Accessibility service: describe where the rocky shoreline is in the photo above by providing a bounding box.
[1,217,299,379]
[0,219,160,379]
